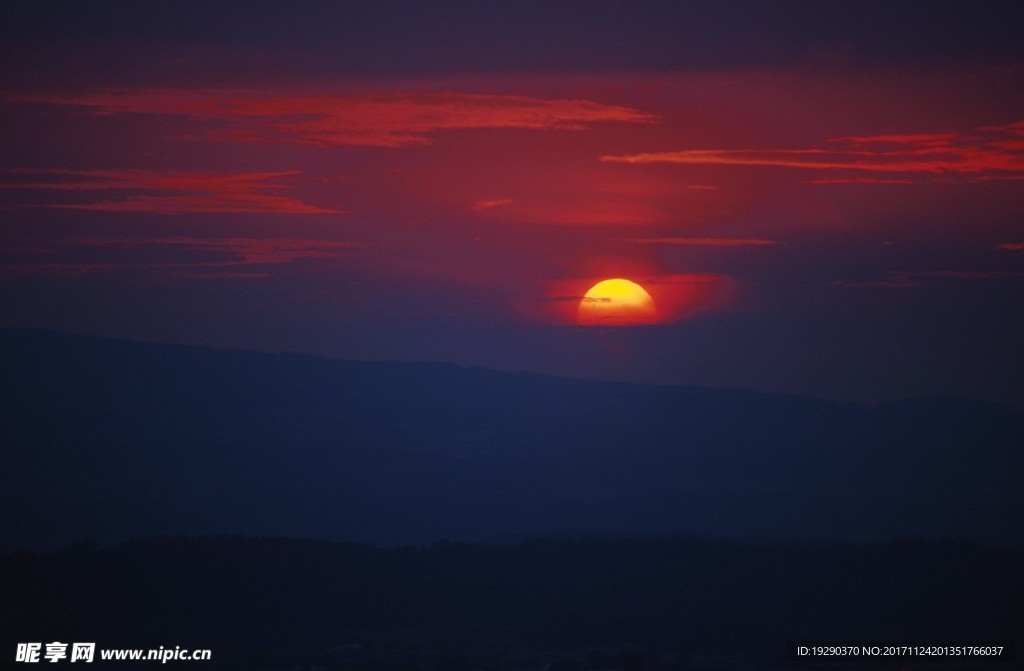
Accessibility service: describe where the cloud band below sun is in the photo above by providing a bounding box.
[534,273,734,326]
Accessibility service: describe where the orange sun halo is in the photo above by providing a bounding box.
[577,278,658,326]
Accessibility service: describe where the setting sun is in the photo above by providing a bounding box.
[578,278,657,326]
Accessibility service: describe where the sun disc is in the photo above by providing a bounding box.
[578,278,657,325]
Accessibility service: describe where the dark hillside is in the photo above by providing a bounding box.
[3,329,1023,551]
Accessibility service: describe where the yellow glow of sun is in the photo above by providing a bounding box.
[577,278,657,325]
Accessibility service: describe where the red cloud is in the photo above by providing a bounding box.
[16,89,656,148]
[0,169,341,214]
[472,199,514,210]
[834,269,1024,288]
[1,236,362,278]
[624,237,776,247]
[70,236,363,264]
[804,177,915,185]
[601,121,1024,181]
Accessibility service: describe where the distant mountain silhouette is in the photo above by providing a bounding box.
[2,328,1023,551]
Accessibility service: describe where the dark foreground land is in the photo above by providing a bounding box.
[1,535,1021,670]
[2,331,1022,669]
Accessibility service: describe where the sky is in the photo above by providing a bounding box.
[2,1,1023,405]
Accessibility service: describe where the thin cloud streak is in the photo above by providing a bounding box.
[601,122,1024,181]
[804,177,916,185]
[624,237,776,247]
[70,236,364,264]
[1,236,362,278]
[834,269,1024,288]
[14,89,656,148]
[0,169,342,214]
[472,199,514,210]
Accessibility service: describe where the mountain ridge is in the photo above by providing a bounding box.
[3,328,1022,552]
